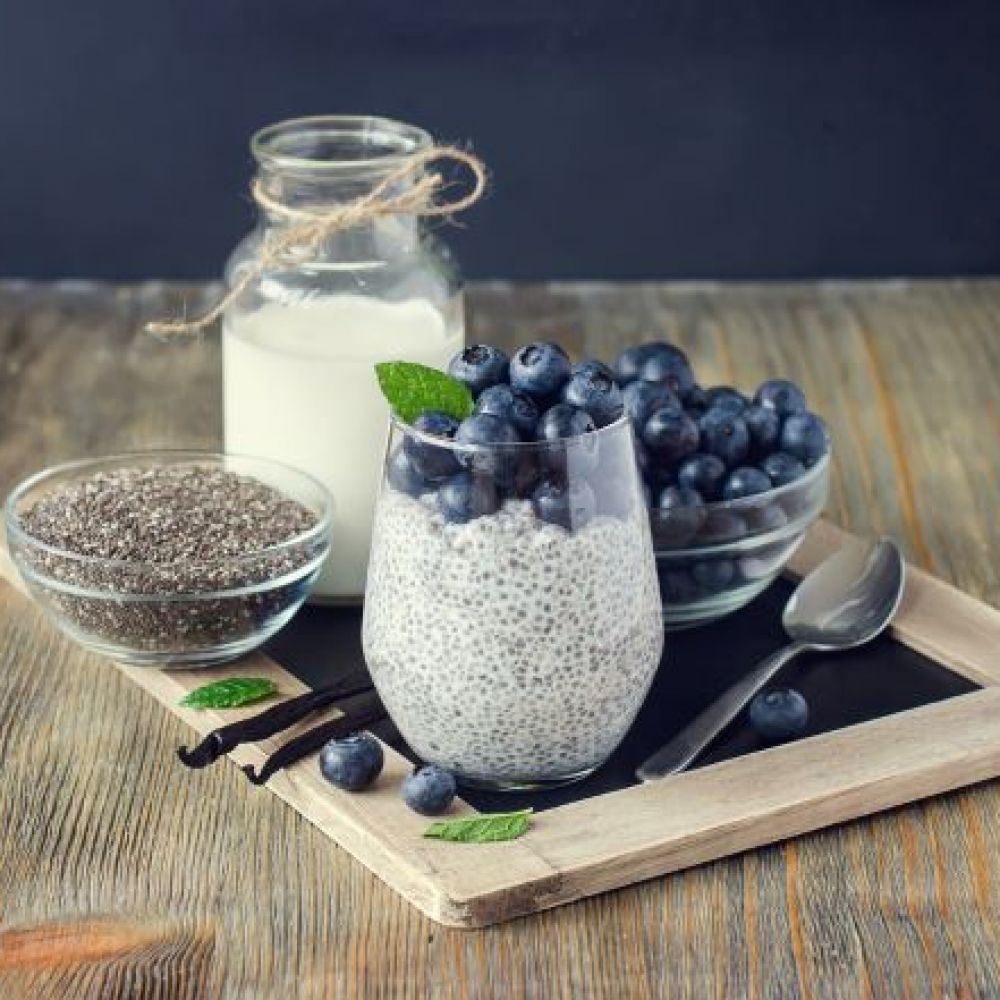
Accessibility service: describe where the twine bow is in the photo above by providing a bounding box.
[145,146,487,338]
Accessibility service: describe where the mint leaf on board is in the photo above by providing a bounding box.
[375,361,474,424]
[423,809,533,844]
[179,677,278,711]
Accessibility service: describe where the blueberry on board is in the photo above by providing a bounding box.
[475,383,540,438]
[402,764,457,816]
[622,380,680,429]
[780,412,829,466]
[676,453,727,500]
[755,378,807,418]
[437,471,501,523]
[653,485,706,545]
[509,341,572,401]
[748,687,809,742]
[561,364,625,427]
[319,732,384,791]
[642,409,700,465]
[447,343,510,396]
[722,466,773,500]
[744,404,781,455]
[704,386,750,416]
[760,451,807,487]
[403,410,461,482]
[698,410,750,468]
[640,346,695,397]
[532,478,597,530]
[613,343,656,385]
[691,559,736,592]
[386,448,427,497]
[454,413,521,482]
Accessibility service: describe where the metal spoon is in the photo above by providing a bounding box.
[636,536,906,781]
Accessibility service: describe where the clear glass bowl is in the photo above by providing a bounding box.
[5,452,332,668]
[650,450,831,629]
[362,413,664,791]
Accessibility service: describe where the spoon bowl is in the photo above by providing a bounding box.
[783,537,906,650]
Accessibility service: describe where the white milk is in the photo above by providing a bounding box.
[223,295,463,599]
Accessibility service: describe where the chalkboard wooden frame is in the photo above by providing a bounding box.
[3,519,999,928]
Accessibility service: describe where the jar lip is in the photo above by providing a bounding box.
[251,115,433,172]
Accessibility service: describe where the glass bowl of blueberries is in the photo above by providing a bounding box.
[436,339,831,630]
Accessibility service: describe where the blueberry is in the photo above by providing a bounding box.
[535,403,597,441]
[319,732,384,791]
[683,384,710,414]
[454,413,521,482]
[748,687,809,741]
[760,451,807,487]
[475,384,540,438]
[697,510,748,544]
[613,343,657,385]
[676,453,727,500]
[659,568,701,603]
[698,410,750,468]
[436,471,501,523]
[403,411,461,482]
[642,409,700,464]
[755,378,807,418]
[722,466,773,500]
[532,478,597,530]
[561,364,625,427]
[691,559,736,592]
[573,357,618,382]
[447,344,510,396]
[640,346,695,397]
[747,501,789,533]
[780,412,829,466]
[653,485,706,545]
[402,764,457,816]
[511,453,543,499]
[704,386,749,416]
[744,405,781,455]
[386,447,427,497]
[510,341,572,402]
[622,381,680,429]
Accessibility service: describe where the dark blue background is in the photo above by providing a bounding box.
[2,1,999,279]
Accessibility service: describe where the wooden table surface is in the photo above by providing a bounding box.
[0,279,998,998]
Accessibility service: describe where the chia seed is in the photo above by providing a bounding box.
[12,464,326,660]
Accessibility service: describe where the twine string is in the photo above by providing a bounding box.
[145,146,487,338]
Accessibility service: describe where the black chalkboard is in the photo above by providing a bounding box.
[265,577,977,814]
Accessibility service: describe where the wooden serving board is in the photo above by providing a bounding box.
[3,519,1000,929]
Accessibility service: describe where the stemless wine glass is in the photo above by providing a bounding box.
[362,413,664,791]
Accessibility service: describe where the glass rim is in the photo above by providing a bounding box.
[388,410,634,454]
[4,449,334,573]
[251,114,433,173]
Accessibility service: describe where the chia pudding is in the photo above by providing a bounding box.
[362,490,664,786]
[6,455,331,666]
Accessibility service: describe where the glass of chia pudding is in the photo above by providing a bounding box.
[362,412,665,790]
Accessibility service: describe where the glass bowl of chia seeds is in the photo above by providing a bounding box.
[651,449,831,629]
[5,451,332,668]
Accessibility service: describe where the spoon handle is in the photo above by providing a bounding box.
[636,642,807,781]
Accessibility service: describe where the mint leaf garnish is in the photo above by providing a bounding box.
[375,361,474,424]
[179,677,278,710]
[423,808,533,843]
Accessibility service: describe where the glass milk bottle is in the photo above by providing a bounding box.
[222,116,465,601]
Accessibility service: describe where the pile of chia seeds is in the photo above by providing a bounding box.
[14,465,324,655]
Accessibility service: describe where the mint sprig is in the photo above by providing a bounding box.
[179,677,278,710]
[375,361,474,424]
[423,808,533,843]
